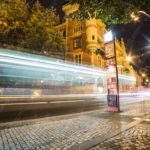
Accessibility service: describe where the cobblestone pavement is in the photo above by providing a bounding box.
[0,112,131,150]
[0,101,150,150]
[89,121,150,150]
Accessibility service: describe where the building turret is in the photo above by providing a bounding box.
[62,3,79,16]
[85,19,98,52]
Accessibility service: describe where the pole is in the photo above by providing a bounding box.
[114,38,120,111]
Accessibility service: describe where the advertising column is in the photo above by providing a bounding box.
[104,31,120,112]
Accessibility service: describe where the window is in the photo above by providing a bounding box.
[74,24,83,33]
[97,56,102,67]
[75,54,82,64]
[99,56,101,66]
[73,37,81,49]
[63,30,66,38]
[92,35,95,40]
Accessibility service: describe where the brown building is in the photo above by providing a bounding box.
[56,3,142,89]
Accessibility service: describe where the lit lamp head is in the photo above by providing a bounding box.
[130,12,139,21]
[104,31,114,43]
[130,12,135,18]
[133,16,139,21]
[142,73,146,78]
[126,56,132,62]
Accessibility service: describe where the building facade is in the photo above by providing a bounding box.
[56,3,141,89]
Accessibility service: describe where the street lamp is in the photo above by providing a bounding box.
[126,56,132,62]
[130,12,139,21]
[130,11,150,21]
[138,11,150,18]
[142,73,146,78]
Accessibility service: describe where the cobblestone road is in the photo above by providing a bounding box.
[89,121,150,150]
[0,111,133,150]
[0,101,150,150]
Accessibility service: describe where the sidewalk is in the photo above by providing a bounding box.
[0,100,150,150]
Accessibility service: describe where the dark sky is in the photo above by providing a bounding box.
[40,0,65,17]
[41,0,150,75]
[110,19,150,74]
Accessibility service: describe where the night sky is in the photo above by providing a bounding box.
[40,0,150,76]
[111,20,150,71]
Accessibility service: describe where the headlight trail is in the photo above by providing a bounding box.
[0,48,138,98]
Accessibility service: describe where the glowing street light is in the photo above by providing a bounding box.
[130,12,139,21]
[142,73,146,78]
[131,11,150,21]
[126,56,132,62]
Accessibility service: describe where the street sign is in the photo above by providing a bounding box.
[105,42,115,58]
[106,58,116,67]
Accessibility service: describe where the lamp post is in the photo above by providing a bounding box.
[142,73,146,78]
[138,11,150,18]
[130,11,150,21]
[104,31,120,112]
[126,56,132,62]
[126,54,149,86]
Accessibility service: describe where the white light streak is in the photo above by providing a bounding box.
[0,49,105,75]
[0,56,105,76]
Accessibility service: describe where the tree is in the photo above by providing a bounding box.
[0,0,65,57]
[0,0,29,45]
[68,0,150,24]
[22,1,64,55]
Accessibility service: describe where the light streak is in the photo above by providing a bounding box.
[0,49,136,81]
[0,56,105,76]
[0,57,136,81]
[0,48,138,98]
[0,48,105,75]
[118,74,136,81]
[119,92,150,96]
[0,94,107,98]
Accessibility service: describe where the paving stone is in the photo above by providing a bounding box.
[89,121,150,150]
[0,112,124,149]
[0,101,150,150]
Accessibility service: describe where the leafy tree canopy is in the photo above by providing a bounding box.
[68,0,150,24]
[0,0,65,57]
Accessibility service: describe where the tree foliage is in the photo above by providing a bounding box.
[0,0,65,56]
[0,0,28,44]
[68,0,150,24]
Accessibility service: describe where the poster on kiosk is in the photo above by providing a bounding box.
[104,31,120,112]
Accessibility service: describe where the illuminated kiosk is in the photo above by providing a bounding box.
[104,31,120,112]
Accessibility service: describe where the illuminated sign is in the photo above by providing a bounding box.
[106,58,116,67]
[104,31,114,43]
[104,31,120,112]
[105,42,115,58]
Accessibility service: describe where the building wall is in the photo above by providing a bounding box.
[56,3,142,86]
[66,19,105,67]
